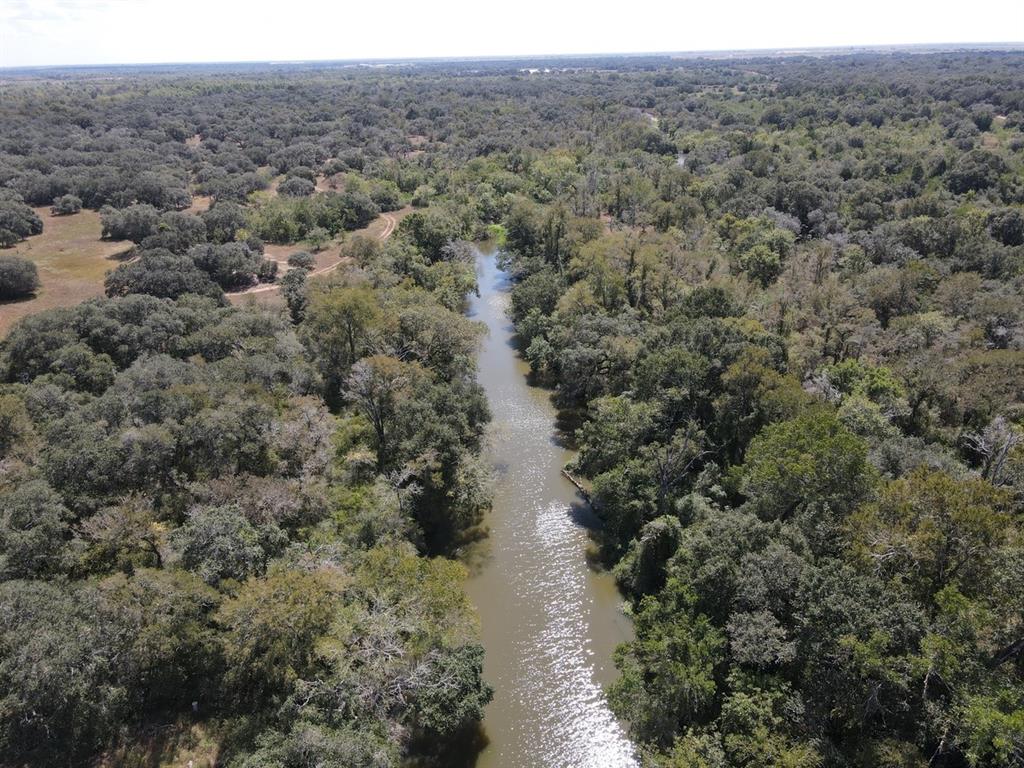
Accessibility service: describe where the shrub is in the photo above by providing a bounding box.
[0,199,44,245]
[287,251,316,270]
[0,256,40,299]
[51,195,82,216]
[278,177,316,197]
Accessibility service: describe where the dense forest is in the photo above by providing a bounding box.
[1,50,1023,767]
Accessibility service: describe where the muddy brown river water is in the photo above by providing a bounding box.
[463,247,638,768]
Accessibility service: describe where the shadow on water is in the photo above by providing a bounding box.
[567,497,603,530]
[405,724,489,768]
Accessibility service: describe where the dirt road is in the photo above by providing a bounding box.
[228,210,400,299]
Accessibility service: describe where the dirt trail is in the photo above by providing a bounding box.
[227,210,400,300]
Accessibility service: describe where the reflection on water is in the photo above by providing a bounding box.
[464,248,637,768]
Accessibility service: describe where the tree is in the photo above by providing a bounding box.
[172,505,272,585]
[737,411,873,554]
[0,393,33,459]
[576,395,657,476]
[643,423,711,516]
[848,469,1012,605]
[140,211,208,254]
[344,355,421,470]
[278,176,316,197]
[188,242,263,290]
[217,569,338,707]
[399,208,464,262]
[963,415,1022,487]
[100,204,160,243]
[739,244,783,287]
[280,267,308,324]
[303,286,380,398]
[105,249,223,300]
[0,571,218,763]
[256,258,278,283]
[306,226,330,251]
[0,256,40,299]
[610,579,725,747]
[614,515,683,596]
[0,198,43,246]
[287,251,316,270]
[0,479,70,579]
[0,580,127,760]
[945,149,1007,194]
[408,644,493,739]
[75,495,165,573]
[50,194,82,216]
[201,201,248,244]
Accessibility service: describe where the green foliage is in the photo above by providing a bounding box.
[50,194,82,216]
[614,515,683,596]
[409,644,493,739]
[0,571,219,763]
[188,241,264,290]
[0,255,40,299]
[173,505,276,586]
[248,191,378,244]
[0,276,490,763]
[105,248,224,300]
[217,569,338,706]
[738,412,873,547]
[280,267,308,324]
[399,208,465,262]
[610,579,725,746]
[0,197,43,245]
[0,479,70,579]
[848,470,1012,604]
[4,49,1024,768]
[303,285,381,398]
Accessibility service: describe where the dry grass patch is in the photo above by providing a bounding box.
[315,174,338,193]
[1,207,131,336]
[186,195,213,214]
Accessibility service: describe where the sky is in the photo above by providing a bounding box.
[1,0,1022,68]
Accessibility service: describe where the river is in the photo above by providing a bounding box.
[463,246,638,768]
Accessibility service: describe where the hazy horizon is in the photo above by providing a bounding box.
[3,41,1024,72]
[2,0,1022,69]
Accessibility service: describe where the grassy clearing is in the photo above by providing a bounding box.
[0,207,131,336]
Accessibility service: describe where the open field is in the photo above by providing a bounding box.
[0,204,411,333]
[0,207,131,335]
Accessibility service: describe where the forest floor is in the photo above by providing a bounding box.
[96,717,220,768]
[0,207,132,336]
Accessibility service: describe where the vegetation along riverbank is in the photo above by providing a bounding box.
[0,49,1023,766]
